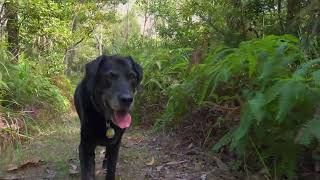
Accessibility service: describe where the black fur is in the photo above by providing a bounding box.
[74,55,143,180]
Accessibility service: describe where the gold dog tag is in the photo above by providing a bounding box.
[106,128,115,138]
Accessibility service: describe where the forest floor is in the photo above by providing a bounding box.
[0,114,238,180]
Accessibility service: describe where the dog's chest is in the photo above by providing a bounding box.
[89,121,122,146]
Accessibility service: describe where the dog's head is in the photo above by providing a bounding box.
[85,55,143,129]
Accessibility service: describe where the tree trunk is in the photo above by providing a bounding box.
[286,0,301,36]
[98,32,103,55]
[278,0,285,33]
[64,15,78,76]
[125,0,130,48]
[225,0,245,47]
[141,11,148,46]
[141,0,149,46]
[4,0,19,62]
[0,4,6,39]
[95,27,104,56]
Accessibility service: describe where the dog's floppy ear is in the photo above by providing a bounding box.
[85,56,104,94]
[128,56,143,88]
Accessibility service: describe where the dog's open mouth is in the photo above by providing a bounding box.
[113,111,131,129]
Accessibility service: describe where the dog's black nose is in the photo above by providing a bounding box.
[119,94,133,105]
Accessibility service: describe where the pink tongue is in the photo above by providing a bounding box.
[114,112,132,129]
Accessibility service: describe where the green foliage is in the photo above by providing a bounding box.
[0,43,71,146]
[298,116,320,146]
[117,40,191,125]
[109,11,141,53]
[156,35,320,178]
[1,57,70,114]
[214,37,319,178]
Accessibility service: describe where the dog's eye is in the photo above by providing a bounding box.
[106,72,118,80]
[128,73,136,81]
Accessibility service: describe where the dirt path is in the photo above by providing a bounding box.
[0,120,236,180]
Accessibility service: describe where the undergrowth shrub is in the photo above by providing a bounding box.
[52,75,74,102]
[0,51,71,147]
[3,60,70,113]
[156,35,320,178]
[124,46,191,125]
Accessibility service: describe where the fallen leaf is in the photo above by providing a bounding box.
[6,164,18,172]
[0,118,6,129]
[69,161,78,175]
[70,164,77,171]
[95,169,106,176]
[45,168,56,178]
[6,157,43,172]
[69,168,78,175]
[187,143,193,149]
[146,157,155,166]
[173,142,180,148]
[165,160,188,165]
[212,156,228,171]
[200,173,207,180]
[24,157,43,165]
[156,165,163,172]
[137,138,143,144]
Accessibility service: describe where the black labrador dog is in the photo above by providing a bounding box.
[74,55,143,180]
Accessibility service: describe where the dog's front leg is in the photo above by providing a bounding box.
[79,142,96,180]
[105,140,121,180]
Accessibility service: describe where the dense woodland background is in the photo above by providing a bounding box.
[0,0,319,179]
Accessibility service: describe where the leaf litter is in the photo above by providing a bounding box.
[1,126,238,179]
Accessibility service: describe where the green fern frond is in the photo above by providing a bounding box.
[248,93,266,124]
[298,117,320,146]
[312,70,320,87]
[276,80,306,123]
[150,35,319,179]
[212,130,234,151]
[231,105,254,147]
[293,58,320,78]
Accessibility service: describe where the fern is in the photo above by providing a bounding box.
[212,36,320,179]
[155,35,320,178]
[275,80,306,123]
[248,92,266,124]
[298,117,320,146]
[312,70,320,86]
